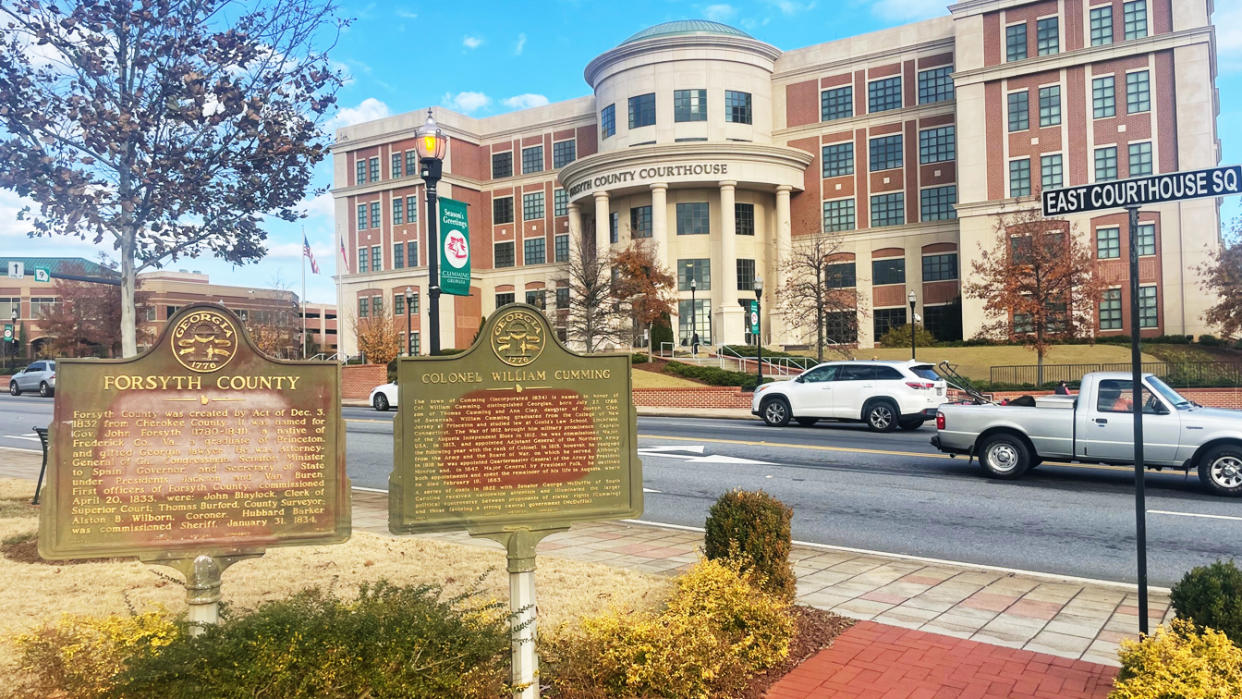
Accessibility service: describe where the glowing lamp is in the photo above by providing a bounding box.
[415,109,447,160]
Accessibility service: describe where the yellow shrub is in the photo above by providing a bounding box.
[1111,618,1242,699]
[14,608,179,698]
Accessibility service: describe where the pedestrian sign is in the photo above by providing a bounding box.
[33,267,50,283]
[6,261,22,279]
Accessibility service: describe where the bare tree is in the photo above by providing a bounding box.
[0,0,347,357]
[563,238,628,353]
[777,230,866,362]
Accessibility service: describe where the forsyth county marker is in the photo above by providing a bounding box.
[39,304,350,628]
[390,303,642,699]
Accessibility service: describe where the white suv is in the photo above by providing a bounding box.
[752,360,947,431]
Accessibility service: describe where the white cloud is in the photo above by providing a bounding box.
[764,0,815,16]
[326,97,390,130]
[299,192,335,221]
[514,33,527,55]
[463,35,484,50]
[443,91,491,113]
[502,93,549,110]
[395,8,418,19]
[267,239,332,260]
[866,0,944,22]
[704,4,737,22]
[1218,5,1242,73]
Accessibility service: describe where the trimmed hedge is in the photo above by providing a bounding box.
[1171,559,1242,646]
[704,489,796,602]
[664,361,771,390]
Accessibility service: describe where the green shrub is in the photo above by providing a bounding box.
[720,344,801,359]
[1199,334,1225,347]
[664,360,767,390]
[877,324,938,349]
[650,317,674,354]
[1111,618,1242,698]
[704,489,796,602]
[630,352,649,364]
[111,582,511,698]
[1171,559,1242,646]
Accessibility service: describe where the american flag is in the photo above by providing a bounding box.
[338,235,350,274]
[303,233,319,274]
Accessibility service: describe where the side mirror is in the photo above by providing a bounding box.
[794,375,805,383]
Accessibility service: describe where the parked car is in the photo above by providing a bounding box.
[370,382,397,411]
[9,360,56,397]
[931,371,1242,497]
[752,360,947,431]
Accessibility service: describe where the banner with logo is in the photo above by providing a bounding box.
[748,300,759,336]
[439,197,471,296]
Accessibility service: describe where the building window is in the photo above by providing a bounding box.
[525,290,546,309]
[1123,0,1147,40]
[628,93,655,128]
[370,244,381,272]
[822,142,854,177]
[407,196,418,223]
[494,242,515,268]
[493,197,514,224]
[144,305,156,322]
[357,246,368,272]
[522,145,543,174]
[631,205,653,238]
[824,310,858,343]
[1127,70,1150,113]
[407,240,419,267]
[394,199,406,227]
[1095,146,1118,182]
[874,308,908,338]
[920,186,957,221]
[735,203,755,236]
[370,201,380,230]
[870,193,905,228]
[1093,76,1116,118]
[553,140,576,168]
[1038,85,1061,126]
[1091,6,1114,45]
[393,293,404,315]
[406,150,418,177]
[869,134,903,171]
[923,253,958,281]
[523,192,545,220]
[678,259,711,290]
[391,153,402,179]
[357,297,368,318]
[496,292,515,307]
[1129,142,1153,177]
[868,76,902,113]
[29,297,57,316]
[556,287,569,309]
[1036,16,1059,55]
[409,293,420,314]
[601,104,615,139]
[355,160,366,185]
[492,151,513,179]
[392,242,404,269]
[1010,158,1032,197]
[554,234,569,262]
[823,199,856,232]
[678,299,712,344]
[918,66,954,104]
[524,237,546,265]
[674,89,707,122]
[609,211,619,243]
[407,332,420,355]
[356,203,367,229]
[725,90,752,124]
[1097,227,1121,259]
[369,157,379,182]
[1137,223,1155,255]
[1139,286,1158,327]
[736,258,755,291]
[1006,23,1028,62]
[371,295,383,316]
[554,189,568,217]
[918,126,955,164]
[1008,91,1029,132]
[821,86,853,121]
[1100,289,1123,330]
[924,304,962,341]
[676,202,710,235]
[826,262,855,288]
[1041,153,1064,189]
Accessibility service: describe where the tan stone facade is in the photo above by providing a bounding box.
[332,4,1221,357]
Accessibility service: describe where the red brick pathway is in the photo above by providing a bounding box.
[767,621,1118,699]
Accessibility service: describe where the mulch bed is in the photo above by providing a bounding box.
[741,605,855,699]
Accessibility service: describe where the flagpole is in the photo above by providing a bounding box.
[301,227,307,360]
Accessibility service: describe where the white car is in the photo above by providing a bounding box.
[9,360,56,397]
[752,360,947,432]
[369,382,397,411]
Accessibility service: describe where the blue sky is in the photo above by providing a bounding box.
[3,0,1239,304]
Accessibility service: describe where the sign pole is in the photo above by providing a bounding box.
[1126,204,1149,635]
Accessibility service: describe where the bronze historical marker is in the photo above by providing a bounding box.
[389,304,643,534]
[39,304,350,562]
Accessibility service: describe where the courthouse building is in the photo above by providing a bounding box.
[332,1,1221,355]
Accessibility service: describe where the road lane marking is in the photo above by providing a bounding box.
[643,487,661,493]
[1149,509,1242,522]
[346,418,391,424]
[0,445,41,454]
[352,486,388,493]
[640,445,706,454]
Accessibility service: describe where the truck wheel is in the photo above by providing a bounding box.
[864,400,898,432]
[760,397,791,427]
[795,417,818,427]
[979,433,1031,480]
[1198,445,1242,497]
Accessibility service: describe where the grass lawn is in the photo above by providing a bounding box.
[631,360,704,388]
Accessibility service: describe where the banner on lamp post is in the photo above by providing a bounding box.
[439,197,471,297]
[748,300,759,336]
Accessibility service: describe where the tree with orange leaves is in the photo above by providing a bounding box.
[352,308,400,366]
[611,240,676,348]
[1198,218,1242,339]
[964,209,1106,385]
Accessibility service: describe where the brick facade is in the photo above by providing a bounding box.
[632,387,753,409]
[342,364,387,400]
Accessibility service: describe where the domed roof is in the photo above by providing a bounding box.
[620,20,752,45]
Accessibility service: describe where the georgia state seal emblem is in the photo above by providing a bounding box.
[171,309,238,373]
[491,307,544,367]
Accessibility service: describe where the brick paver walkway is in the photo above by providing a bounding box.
[768,621,1117,698]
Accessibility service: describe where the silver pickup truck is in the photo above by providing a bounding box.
[931,371,1242,497]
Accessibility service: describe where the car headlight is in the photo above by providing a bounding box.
[755,384,770,394]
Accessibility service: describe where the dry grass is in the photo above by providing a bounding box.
[791,344,1162,380]
[0,478,672,677]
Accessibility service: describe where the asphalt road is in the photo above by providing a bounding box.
[2,394,1238,586]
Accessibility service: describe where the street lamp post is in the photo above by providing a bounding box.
[689,277,698,356]
[908,290,917,360]
[404,286,414,356]
[754,277,764,389]
[9,307,17,373]
[415,110,448,355]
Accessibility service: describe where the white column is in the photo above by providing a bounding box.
[718,181,741,345]
[568,203,582,251]
[773,185,793,345]
[650,183,668,261]
[593,191,610,262]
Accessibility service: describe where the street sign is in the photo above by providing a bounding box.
[748,300,759,335]
[7,261,23,279]
[33,267,50,283]
[439,197,471,296]
[1042,165,1242,217]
